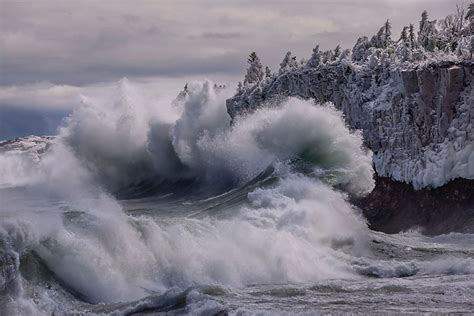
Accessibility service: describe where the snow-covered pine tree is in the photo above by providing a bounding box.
[436,5,467,53]
[290,56,298,68]
[279,51,298,73]
[418,10,438,51]
[340,48,351,60]
[321,50,334,64]
[370,20,392,48]
[399,26,408,44]
[384,19,392,47]
[352,36,370,61]
[467,3,474,21]
[419,10,429,40]
[237,81,243,93]
[279,52,290,73]
[409,24,417,48]
[396,27,411,61]
[306,45,321,67]
[370,26,385,48]
[334,45,341,60]
[244,52,264,86]
[465,2,474,59]
[459,2,472,33]
[265,66,272,78]
[466,3,474,58]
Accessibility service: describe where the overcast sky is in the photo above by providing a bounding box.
[0,0,466,138]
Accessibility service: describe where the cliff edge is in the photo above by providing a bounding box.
[227,6,474,190]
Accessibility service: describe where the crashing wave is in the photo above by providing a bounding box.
[0,79,376,314]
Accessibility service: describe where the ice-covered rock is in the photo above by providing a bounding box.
[227,6,474,189]
[0,136,56,162]
[0,136,56,188]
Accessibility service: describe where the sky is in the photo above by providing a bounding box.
[0,0,466,139]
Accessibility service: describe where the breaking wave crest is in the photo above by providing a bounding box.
[59,79,375,195]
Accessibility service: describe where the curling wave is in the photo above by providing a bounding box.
[59,79,374,195]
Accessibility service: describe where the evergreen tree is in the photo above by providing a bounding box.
[306,45,321,67]
[237,81,243,93]
[290,56,298,68]
[334,45,341,59]
[399,26,408,44]
[265,66,272,78]
[280,51,292,70]
[419,10,429,38]
[321,50,334,64]
[466,3,474,21]
[370,20,392,48]
[352,36,370,61]
[417,10,438,50]
[370,26,385,48]
[340,48,351,60]
[279,51,298,73]
[244,52,264,86]
[471,32,474,59]
[466,3,474,58]
[384,19,392,47]
[437,6,467,53]
[396,27,411,61]
[409,24,417,48]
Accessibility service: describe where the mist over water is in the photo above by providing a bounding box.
[1,80,473,315]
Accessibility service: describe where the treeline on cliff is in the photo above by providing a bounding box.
[227,4,474,190]
[237,4,474,94]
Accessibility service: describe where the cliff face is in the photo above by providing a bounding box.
[227,59,474,189]
[354,176,474,235]
[228,5,474,189]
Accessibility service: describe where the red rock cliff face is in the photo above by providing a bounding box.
[353,176,474,235]
[412,65,466,138]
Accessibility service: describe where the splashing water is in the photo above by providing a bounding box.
[1,79,473,315]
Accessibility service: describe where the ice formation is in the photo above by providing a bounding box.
[227,7,474,189]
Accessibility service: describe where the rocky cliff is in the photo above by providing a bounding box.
[228,59,473,189]
[227,7,474,189]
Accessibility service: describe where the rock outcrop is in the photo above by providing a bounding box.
[354,176,474,235]
[227,6,474,189]
[0,135,56,162]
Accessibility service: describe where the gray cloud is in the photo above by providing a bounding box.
[199,32,244,40]
[0,0,463,86]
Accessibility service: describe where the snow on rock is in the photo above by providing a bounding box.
[0,136,56,162]
[227,6,474,189]
[0,136,56,188]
